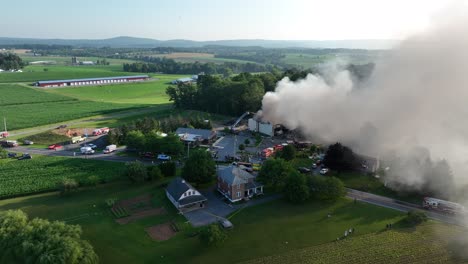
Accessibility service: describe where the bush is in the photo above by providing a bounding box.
[244,139,250,145]
[283,172,309,203]
[0,147,7,159]
[403,210,428,226]
[238,144,245,151]
[125,161,148,182]
[148,165,163,181]
[159,161,176,177]
[86,175,100,186]
[58,178,78,196]
[199,224,227,246]
[105,198,117,207]
[308,175,346,201]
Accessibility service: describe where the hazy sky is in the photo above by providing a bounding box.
[0,0,448,40]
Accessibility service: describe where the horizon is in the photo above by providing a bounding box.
[0,0,448,41]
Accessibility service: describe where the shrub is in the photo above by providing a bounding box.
[58,178,78,196]
[244,139,250,145]
[199,224,227,246]
[105,198,117,208]
[125,161,148,182]
[403,210,428,226]
[148,165,163,181]
[0,147,7,159]
[159,161,176,177]
[86,175,100,186]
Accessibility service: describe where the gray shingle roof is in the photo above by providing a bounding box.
[166,177,192,200]
[175,127,215,141]
[218,166,255,186]
[179,195,207,206]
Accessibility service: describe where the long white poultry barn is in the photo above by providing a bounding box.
[248,118,274,137]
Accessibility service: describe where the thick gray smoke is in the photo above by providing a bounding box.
[260,3,468,200]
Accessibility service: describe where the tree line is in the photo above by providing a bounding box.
[122,57,277,75]
[108,115,212,154]
[0,53,26,70]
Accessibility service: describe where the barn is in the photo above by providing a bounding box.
[34,75,149,88]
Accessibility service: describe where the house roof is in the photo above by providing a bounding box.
[219,166,255,186]
[35,75,149,85]
[179,195,207,206]
[175,128,215,140]
[166,177,196,200]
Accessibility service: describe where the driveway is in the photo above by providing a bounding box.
[184,188,236,227]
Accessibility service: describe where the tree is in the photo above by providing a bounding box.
[147,165,163,181]
[258,158,294,189]
[279,145,296,161]
[125,130,146,150]
[182,150,215,185]
[323,143,359,172]
[58,178,78,195]
[0,210,98,264]
[283,172,310,203]
[199,224,227,246]
[244,138,250,145]
[308,175,346,201]
[402,210,428,226]
[159,161,176,177]
[238,143,245,151]
[125,161,148,182]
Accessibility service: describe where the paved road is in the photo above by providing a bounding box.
[347,188,465,227]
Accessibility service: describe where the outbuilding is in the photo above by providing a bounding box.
[34,75,149,88]
[166,177,207,212]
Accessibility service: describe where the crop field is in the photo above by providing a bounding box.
[0,84,141,130]
[0,156,125,198]
[47,74,189,104]
[20,55,136,65]
[0,64,136,83]
[242,224,466,264]
[0,84,75,106]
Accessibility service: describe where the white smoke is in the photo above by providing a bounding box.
[260,2,468,199]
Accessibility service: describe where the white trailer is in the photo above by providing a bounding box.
[103,144,117,154]
[80,146,95,155]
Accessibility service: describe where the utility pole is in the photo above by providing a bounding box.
[187,142,191,158]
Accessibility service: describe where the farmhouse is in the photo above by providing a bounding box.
[218,166,264,202]
[166,177,207,212]
[175,127,217,144]
[34,75,149,88]
[170,75,198,84]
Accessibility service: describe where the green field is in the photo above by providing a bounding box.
[0,64,137,83]
[242,223,465,264]
[0,180,411,264]
[0,84,75,105]
[0,156,125,198]
[47,74,189,104]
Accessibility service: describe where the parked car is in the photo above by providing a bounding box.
[71,136,85,144]
[48,144,63,150]
[1,140,18,148]
[82,143,97,149]
[298,167,311,174]
[17,153,32,160]
[23,140,34,145]
[219,219,233,229]
[56,124,67,129]
[80,146,95,155]
[7,152,17,158]
[157,154,171,161]
[140,152,154,159]
[320,168,329,175]
[312,163,318,169]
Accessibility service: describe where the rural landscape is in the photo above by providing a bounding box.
[1,1,468,264]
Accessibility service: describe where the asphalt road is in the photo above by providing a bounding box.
[347,188,465,227]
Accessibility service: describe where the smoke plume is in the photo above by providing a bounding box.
[260,2,468,200]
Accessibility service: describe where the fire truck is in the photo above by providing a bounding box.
[92,127,110,136]
[261,147,275,158]
[0,131,8,138]
[423,197,465,214]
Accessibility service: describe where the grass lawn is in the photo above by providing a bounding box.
[0,180,411,264]
[47,74,189,104]
[0,64,137,83]
[242,223,465,264]
[0,156,126,198]
[334,172,424,204]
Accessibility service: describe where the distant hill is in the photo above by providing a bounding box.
[0,36,397,49]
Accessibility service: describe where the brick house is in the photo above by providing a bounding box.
[217,166,264,202]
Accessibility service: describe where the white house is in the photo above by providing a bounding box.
[166,177,207,212]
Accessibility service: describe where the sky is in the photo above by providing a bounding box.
[0,0,449,40]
